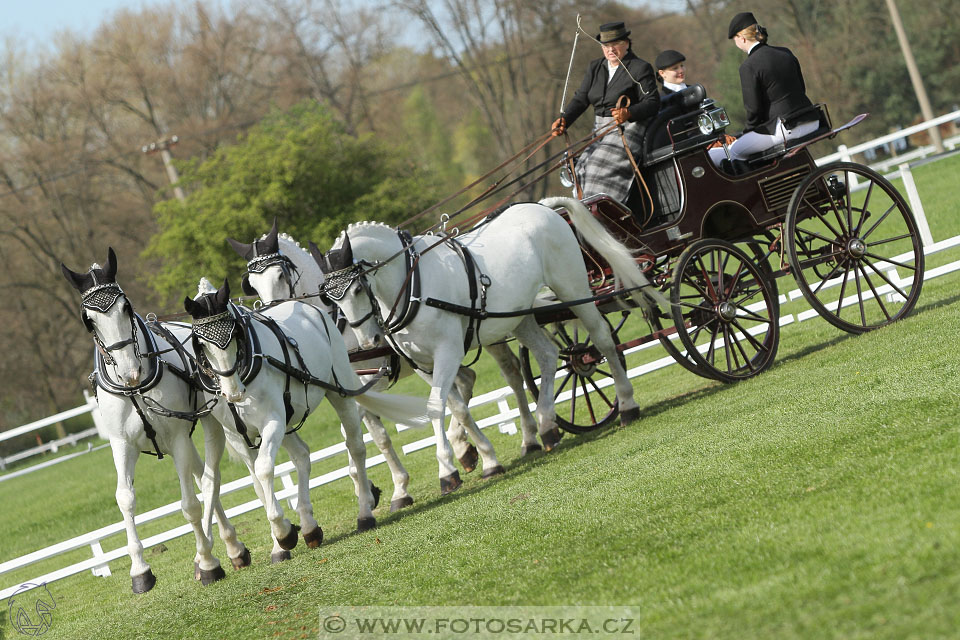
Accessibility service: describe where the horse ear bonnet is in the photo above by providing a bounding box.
[323,234,353,273]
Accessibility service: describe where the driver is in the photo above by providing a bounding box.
[551,21,658,204]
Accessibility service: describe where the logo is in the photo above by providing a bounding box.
[7,583,56,636]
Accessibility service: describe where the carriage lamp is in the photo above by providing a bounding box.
[697,114,715,136]
[710,107,730,128]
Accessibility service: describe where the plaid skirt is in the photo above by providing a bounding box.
[575,115,644,204]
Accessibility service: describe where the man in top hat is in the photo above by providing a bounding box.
[551,21,658,205]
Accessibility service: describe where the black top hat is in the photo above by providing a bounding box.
[655,49,686,71]
[727,11,758,39]
[596,22,631,44]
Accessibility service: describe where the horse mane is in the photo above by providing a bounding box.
[196,277,217,298]
[335,221,396,250]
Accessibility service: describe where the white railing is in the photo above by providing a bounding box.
[816,108,960,168]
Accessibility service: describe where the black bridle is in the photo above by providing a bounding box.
[243,252,300,299]
[81,283,142,365]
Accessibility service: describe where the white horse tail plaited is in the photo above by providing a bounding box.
[540,196,668,311]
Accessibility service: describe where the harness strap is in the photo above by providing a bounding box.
[129,395,165,460]
[447,237,486,366]
[227,401,260,449]
[423,283,649,318]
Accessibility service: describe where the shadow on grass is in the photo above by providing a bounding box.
[911,291,960,317]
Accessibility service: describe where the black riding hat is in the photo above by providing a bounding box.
[655,49,686,71]
[596,22,630,44]
[728,11,758,39]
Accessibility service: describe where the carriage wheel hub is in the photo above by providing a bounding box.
[717,301,737,322]
[563,344,599,376]
[847,238,866,258]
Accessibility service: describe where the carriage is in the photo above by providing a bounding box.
[515,85,925,432]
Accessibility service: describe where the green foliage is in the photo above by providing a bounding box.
[144,101,443,300]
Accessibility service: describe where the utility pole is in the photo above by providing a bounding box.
[141,135,186,202]
[884,0,944,153]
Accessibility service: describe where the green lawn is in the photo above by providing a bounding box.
[1,153,958,640]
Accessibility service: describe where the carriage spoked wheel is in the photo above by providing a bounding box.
[519,314,627,434]
[784,162,925,333]
[669,238,781,383]
[649,311,722,381]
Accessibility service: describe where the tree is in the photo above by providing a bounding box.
[145,100,443,299]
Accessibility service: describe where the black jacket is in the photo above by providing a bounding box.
[739,42,813,135]
[562,51,659,129]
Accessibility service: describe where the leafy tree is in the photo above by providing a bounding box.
[145,100,443,299]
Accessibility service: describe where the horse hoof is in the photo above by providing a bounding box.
[370,482,382,509]
[276,523,301,551]
[200,565,226,586]
[357,517,376,532]
[131,569,156,594]
[390,496,414,512]
[458,445,479,473]
[303,527,324,548]
[271,550,291,564]
[231,547,252,570]
[439,470,462,495]
[540,428,562,451]
[520,443,542,456]
[620,407,640,426]
[481,465,505,479]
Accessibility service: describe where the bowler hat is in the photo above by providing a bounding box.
[596,22,630,44]
[727,11,757,39]
[655,49,686,70]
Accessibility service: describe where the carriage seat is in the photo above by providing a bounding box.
[643,84,714,166]
[739,104,833,169]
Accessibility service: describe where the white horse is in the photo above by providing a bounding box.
[227,223,487,505]
[319,197,664,490]
[60,249,251,593]
[183,278,429,547]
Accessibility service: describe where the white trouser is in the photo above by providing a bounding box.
[709,118,820,166]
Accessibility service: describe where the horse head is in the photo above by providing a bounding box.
[60,247,143,387]
[184,278,246,402]
[310,225,403,350]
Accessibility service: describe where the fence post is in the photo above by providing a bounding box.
[836,144,859,189]
[898,163,935,247]
[496,395,518,435]
[89,541,112,577]
[280,473,298,510]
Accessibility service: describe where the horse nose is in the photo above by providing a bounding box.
[372,334,382,346]
[123,367,142,387]
[224,384,246,403]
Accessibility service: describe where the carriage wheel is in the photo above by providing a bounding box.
[670,238,781,383]
[784,162,924,333]
[649,311,722,380]
[519,314,627,434]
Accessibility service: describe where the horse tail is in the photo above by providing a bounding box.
[539,197,668,312]
[355,390,430,428]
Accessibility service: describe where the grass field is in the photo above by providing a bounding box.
[1,153,958,639]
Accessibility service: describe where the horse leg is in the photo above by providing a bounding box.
[196,419,250,570]
[568,303,639,424]
[109,439,155,593]
[512,317,563,450]
[282,432,323,547]
[169,433,224,585]
[328,394,376,531]
[341,422,382,510]
[361,409,412,512]
[448,367,478,472]
[226,432,292,563]
[253,420,300,554]
[415,365,462,494]
[446,385,504,478]
[486,343,540,455]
